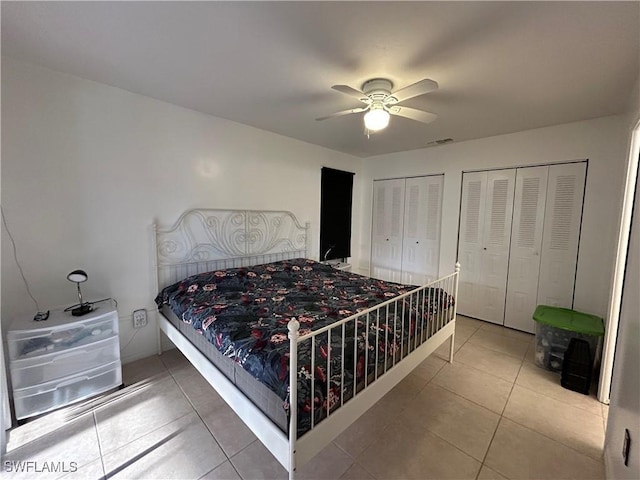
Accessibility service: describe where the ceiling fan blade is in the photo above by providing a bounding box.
[389,79,438,103]
[389,106,438,124]
[331,84,369,102]
[316,107,368,121]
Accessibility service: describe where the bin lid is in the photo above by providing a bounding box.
[533,305,604,336]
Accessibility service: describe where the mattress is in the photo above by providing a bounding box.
[156,258,454,436]
[161,304,289,431]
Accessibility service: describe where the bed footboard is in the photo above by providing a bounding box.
[287,264,459,476]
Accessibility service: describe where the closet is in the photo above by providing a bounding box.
[457,162,586,333]
[371,175,443,286]
[458,169,516,324]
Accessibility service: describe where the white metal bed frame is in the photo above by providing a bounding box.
[153,208,459,479]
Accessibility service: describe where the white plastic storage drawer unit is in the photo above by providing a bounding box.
[7,301,122,420]
[13,361,121,420]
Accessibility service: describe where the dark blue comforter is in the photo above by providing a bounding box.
[156,258,453,435]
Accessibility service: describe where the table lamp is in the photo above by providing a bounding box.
[66,269,93,316]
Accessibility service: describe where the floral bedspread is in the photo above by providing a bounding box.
[155,258,454,435]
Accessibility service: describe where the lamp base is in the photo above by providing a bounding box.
[71,304,94,317]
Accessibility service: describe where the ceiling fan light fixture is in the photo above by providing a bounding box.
[364,105,390,131]
[322,77,438,132]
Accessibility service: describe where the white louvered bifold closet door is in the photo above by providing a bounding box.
[458,170,515,323]
[458,172,488,317]
[401,175,444,285]
[371,179,405,282]
[537,162,587,308]
[504,167,549,333]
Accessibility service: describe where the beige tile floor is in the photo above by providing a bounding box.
[3,315,607,479]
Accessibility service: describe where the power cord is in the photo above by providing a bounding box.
[1,206,43,314]
[120,326,140,353]
[94,297,118,308]
[63,297,119,313]
[2,206,120,321]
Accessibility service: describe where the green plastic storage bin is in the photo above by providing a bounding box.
[532,305,604,372]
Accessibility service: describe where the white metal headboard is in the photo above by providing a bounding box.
[153,209,310,291]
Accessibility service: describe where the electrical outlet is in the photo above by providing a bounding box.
[133,309,147,329]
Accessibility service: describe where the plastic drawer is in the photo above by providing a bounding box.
[13,361,122,419]
[10,336,120,389]
[7,315,117,361]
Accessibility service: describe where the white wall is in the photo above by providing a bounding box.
[358,115,630,320]
[1,58,363,363]
[605,150,639,479]
[604,105,640,479]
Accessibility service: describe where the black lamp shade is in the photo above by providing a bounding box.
[65,269,93,316]
[67,270,88,283]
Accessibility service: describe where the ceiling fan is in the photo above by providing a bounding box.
[317,78,439,132]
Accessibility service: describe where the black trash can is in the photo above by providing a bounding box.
[561,338,593,395]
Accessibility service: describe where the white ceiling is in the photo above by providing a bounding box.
[2,1,639,158]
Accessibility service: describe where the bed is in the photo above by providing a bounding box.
[153,208,459,479]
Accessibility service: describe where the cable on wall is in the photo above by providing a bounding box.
[1,206,41,312]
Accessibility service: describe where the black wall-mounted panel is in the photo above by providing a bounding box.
[320,167,354,261]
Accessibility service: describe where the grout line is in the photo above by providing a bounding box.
[464,335,531,361]
[386,377,497,467]
[162,354,275,474]
[498,349,528,417]
[198,458,243,480]
[512,353,605,418]
[426,381,502,419]
[395,413,486,466]
[431,381,507,416]
[330,440,356,461]
[452,330,474,352]
[456,364,519,385]
[99,410,194,460]
[501,408,605,461]
[499,415,605,463]
[513,381,604,418]
[329,417,386,480]
[472,347,526,478]
[94,365,197,463]
[167,363,230,464]
[354,458,379,480]
[328,441,358,479]
[423,358,448,385]
[229,438,258,460]
[413,329,603,476]
[227,461,243,480]
[502,355,605,462]
[476,353,528,480]
[457,338,529,363]
[477,417,509,480]
[400,382,504,472]
[517,353,605,419]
